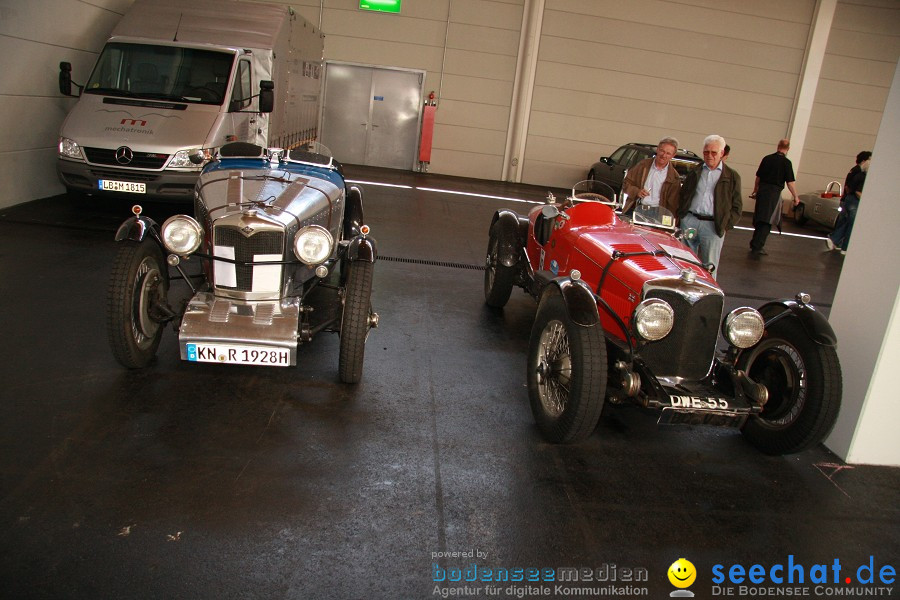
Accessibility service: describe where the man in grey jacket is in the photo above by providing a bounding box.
[676,134,743,278]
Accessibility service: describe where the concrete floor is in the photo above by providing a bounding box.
[0,166,898,599]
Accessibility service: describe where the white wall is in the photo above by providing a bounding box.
[294,0,897,195]
[313,0,526,181]
[0,0,129,209]
[797,0,900,195]
[522,0,815,193]
[1,0,898,208]
[825,59,900,466]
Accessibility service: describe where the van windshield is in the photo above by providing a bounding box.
[84,42,235,105]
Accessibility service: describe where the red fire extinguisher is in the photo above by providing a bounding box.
[419,91,437,171]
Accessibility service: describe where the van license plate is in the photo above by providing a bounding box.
[99,179,146,194]
[185,343,291,367]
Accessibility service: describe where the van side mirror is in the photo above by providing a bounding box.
[59,62,73,96]
[258,80,274,113]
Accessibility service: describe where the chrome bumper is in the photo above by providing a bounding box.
[178,292,301,365]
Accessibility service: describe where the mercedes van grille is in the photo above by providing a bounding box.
[84,147,169,169]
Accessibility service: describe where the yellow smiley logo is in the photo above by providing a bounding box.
[668,558,696,588]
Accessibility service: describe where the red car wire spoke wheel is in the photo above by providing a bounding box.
[484,221,516,308]
[527,290,607,443]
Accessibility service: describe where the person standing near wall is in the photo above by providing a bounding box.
[621,136,682,214]
[677,134,742,278]
[827,151,872,254]
[749,139,799,256]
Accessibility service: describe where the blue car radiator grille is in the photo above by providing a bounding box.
[640,289,722,380]
[213,226,284,292]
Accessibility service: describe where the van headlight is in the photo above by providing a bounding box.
[161,215,204,255]
[293,225,333,265]
[59,137,84,161]
[723,307,765,348]
[633,298,674,341]
[168,148,216,169]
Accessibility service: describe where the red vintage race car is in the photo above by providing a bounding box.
[485,180,841,455]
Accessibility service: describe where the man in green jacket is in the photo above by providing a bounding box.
[677,134,743,279]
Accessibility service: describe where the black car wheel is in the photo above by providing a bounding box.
[339,260,374,384]
[738,318,841,455]
[527,290,607,443]
[107,239,169,368]
[484,221,516,308]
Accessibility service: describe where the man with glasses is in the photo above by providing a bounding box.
[677,135,743,278]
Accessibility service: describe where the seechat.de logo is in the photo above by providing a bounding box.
[668,558,696,597]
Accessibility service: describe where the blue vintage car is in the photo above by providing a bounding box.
[107,142,378,383]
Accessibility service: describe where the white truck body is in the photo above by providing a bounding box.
[57,0,324,201]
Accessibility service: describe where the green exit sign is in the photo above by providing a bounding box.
[359,0,401,13]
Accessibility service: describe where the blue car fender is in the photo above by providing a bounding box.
[347,234,377,263]
[114,215,160,244]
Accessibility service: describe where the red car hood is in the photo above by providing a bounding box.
[573,225,714,284]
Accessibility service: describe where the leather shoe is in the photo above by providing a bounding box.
[751,249,768,256]
[825,238,835,251]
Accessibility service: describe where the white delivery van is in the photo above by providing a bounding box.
[57,0,324,201]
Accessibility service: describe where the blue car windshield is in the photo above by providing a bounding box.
[84,42,235,105]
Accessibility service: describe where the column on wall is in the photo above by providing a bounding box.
[785,0,837,177]
[502,0,544,183]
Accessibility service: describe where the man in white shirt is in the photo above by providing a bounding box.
[676,135,743,278]
[622,137,682,214]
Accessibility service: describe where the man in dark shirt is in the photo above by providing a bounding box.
[749,139,798,255]
[843,150,872,190]
[827,151,872,254]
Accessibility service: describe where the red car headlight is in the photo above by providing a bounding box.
[634,298,674,341]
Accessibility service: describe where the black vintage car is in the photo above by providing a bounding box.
[107,142,378,383]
